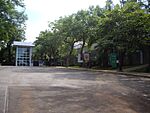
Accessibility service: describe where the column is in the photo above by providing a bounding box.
[15,47,18,66]
[29,47,32,66]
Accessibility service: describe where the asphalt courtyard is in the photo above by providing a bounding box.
[0,66,150,113]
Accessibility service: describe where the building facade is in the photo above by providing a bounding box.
[13,41,34,66]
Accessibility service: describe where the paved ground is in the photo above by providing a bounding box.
[0,66,150,113]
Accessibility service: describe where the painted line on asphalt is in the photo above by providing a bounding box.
[3,86,8,113]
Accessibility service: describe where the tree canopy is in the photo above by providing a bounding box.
[0,0,27,64]
[34,0,150,70]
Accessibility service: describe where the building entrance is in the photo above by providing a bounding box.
[13,41,34,66]
[17,47,30,66]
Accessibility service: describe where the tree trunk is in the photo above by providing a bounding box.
[80,41,85,58]
[6,43,12,65]
[102,49,108,67]
[80,38,85,67]
[66,43,74,67]
[0,49,5,64]
[6,38,15,65]
[148,46,150,72]
[118,51,124,72]
[149,48,150,66]
[66,57,69,67]
[128,53,133,66]
[8,45,11,64]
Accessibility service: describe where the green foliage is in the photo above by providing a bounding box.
[97,2,150,52]
[34,1,149,68]
[34,30,60,61]
[0,0,27,64]
[0,0,27,42]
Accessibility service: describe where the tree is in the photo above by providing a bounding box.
[105,0,113,10]
[97,2,150,71]
[120,0,150,12]
[0,0,27,64]
[34,0,149,70]
[34,30,61,65]
[50,15,80,66]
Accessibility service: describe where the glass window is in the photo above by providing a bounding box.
[17,47,30,66]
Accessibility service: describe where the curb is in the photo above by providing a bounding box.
[63,67,150,78]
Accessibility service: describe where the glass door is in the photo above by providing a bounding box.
[17,47,30,66]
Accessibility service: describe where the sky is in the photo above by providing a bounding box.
[24,0,120,42]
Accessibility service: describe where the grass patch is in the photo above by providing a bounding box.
[131,67,150,73]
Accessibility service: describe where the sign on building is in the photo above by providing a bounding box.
[109,53,117,68]
[84,53,90,62]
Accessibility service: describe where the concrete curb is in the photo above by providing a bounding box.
[60,67,150,78]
